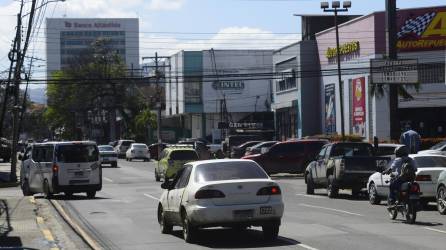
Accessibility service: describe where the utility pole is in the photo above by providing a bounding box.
[141,53,170,145]
[386,0,399,140]
[321,1,352,141]
[10,0,37,182]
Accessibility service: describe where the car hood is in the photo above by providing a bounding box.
[418,150,443,155]
[241,154,261,160]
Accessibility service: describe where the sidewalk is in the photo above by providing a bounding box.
[0,163,58,250]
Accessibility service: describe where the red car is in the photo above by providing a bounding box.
[242,139,328,175]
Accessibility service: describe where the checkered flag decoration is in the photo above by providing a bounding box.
[397,12,436,39]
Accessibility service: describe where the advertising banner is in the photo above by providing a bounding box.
[352,77,366,137]
[325,84,336,134]
[397,7,446,51]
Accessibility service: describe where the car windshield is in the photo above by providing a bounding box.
[376,146,397,156]
[332,144,373,157]
[56,144,99,163]
[414,156,446,168]
[170,150,199,160]
[195,161,268,183]
[431,141,446,150]
[133,144,147,149]
[99,146,114,152]
[252,141,277,149]
[121,141,134,146]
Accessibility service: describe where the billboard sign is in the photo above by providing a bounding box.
[351,77,366,137]
[370,59,418,84]
[397,7,446,51]
[325,84,336,134]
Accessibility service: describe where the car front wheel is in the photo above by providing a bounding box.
[368,183,381,205]
[262,222,280,241]
[438,185,446,215]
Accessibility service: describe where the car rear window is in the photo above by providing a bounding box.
[121,141,133,146]
[133,144,147,149]
[331,144,373,157]
[56,145,98,163]
[376,146,397,156]
[415,156,446,168]
[170,150,199,161]
[195,161,268,183]
[99,146,114,152]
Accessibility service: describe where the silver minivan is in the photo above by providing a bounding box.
[20,141,101,198]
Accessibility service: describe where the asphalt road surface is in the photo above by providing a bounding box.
[51,160,446,250]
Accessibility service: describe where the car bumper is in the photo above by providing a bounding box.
[419,182,436,198]
[186,201,284,227]
[100,157,117,163]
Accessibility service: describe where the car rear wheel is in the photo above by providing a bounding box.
[306,173,315,195]
[182,212,197,243]
[437,186,446,215]
[262,222,280,241]
[368,183,381,205]
[43,180,52,199]
[21,179,32,196]
[65,191,74,198]
[327,176,338,198]
[86,191,96,199]
[158,205,172,234]
[155,169,161,182]
[112,162,117,168]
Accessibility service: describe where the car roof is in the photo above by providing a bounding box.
[164,147,196,152]
[280,139,328,145]
[33,141,96,146]
[131,143,147,146]
[410,154,446,159]
[98,145,113,147]
[379,143,404,147]
[188,159,255,167]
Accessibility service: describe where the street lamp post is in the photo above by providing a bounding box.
[321,1,351,141]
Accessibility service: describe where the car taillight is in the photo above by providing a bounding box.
[410,183,420,193]
[195,189,225,199]
[257,186,281,196]
[416,175,432,182]
[52,164,59,173]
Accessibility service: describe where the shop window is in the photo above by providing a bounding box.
[419,63,445,84]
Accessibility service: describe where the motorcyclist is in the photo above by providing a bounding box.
[384,145,418,204]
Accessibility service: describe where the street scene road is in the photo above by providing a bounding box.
[49,159,446,250]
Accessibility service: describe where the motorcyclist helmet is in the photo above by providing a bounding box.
[395,145,409,158]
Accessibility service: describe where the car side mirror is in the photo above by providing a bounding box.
[161,181,172,190]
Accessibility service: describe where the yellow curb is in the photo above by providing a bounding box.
[42,229,55,242]
[29,196,36,204]
[36,216,44,224]
[50,248,60,250]
[51,200,102,250]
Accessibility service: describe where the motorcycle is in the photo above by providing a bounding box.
[387,181,421,224]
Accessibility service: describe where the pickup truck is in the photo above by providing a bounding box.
[305,142,390,198]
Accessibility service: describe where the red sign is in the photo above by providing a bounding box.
[352,77,366,137]
[397,7,446,51]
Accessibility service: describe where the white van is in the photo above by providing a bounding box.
[20,141,101,198]
[114,139,135,158]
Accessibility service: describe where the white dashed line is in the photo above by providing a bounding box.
[299,203,363,217]
[298,243,320,250]
[424,227,446,234]
[296,193,326,199]
[143,193,160,201]
[103,177,114,183]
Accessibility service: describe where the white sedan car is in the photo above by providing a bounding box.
[125,143,150,161]
[157,159,284,243]
[367,154,446,205]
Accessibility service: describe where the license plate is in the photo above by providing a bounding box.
[233,209,254,219]
[103,158,109,161]
[260,206,274,215]
[75,171,83,177]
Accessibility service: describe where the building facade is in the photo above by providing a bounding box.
[316,6,446,141]
[46,18,139,77]
[165,50,274,142]
[272,41,321,140]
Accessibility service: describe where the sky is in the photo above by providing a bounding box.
[0,0,445,87]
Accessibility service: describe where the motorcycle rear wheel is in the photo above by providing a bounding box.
[405,202,417,224]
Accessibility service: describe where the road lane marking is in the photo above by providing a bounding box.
[143,193,160,201]
[103,177,114,183]
[424,227,446,234]
[296,194,326,199]
[298,243,320,250]
[42,229,55,242]
[299,203,363,217]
